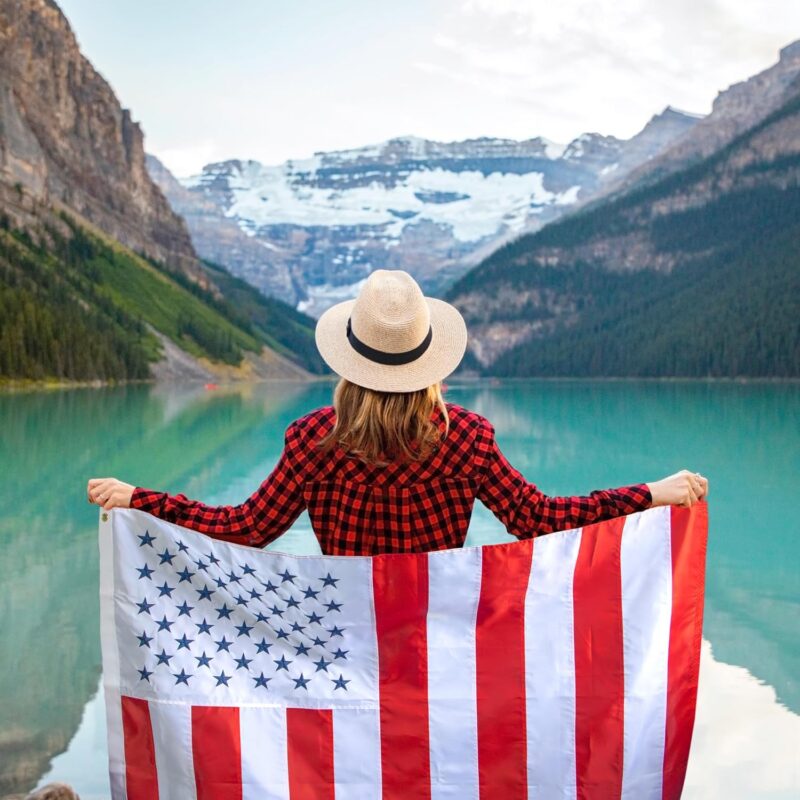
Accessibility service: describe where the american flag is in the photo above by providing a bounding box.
[99,502,707,799]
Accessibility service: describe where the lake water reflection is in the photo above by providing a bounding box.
[0,379,797,798]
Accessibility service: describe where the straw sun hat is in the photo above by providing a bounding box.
[314,269,468,393]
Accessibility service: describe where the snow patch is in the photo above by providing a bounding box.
[187,162,581,244]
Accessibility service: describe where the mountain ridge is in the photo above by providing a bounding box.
[582,39,800,206]
[148,109,700,317]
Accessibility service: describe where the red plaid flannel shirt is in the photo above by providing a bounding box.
[131,402,652,555]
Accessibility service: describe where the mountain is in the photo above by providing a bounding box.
[0,0,198,276]
[148,110,700,317]
[146,152,299,307]
[444,43,800,377]
[591,41,800,202]
[0,0,326,381]
[594,106,705,192]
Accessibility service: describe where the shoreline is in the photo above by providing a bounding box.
[1,373,798,394]
[0,377,154,393]
[0,374,332,394]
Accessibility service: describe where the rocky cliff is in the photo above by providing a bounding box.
[589,40,800,202]
[0,0,200,278]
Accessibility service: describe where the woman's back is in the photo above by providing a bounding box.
[294,400,489,554]
[129,399,652,555]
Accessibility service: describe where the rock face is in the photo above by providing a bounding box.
[149,112,700,316]
[593,40,800,200]
[0,0,199,277]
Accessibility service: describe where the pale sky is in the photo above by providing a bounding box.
[57,0,800,177]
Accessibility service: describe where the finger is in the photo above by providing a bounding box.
[89,479,112,495]
[91,480,114,502]
[692,474,707,500]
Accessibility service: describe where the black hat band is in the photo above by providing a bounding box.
[346,316,433,365]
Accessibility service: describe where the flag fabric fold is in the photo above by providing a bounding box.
[99,502,708,799]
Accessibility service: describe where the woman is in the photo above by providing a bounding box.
[87,269,708,554]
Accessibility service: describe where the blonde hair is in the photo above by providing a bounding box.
[315,377,450,467]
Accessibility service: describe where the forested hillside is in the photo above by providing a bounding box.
[491,202,800,376]
[0,214,327,382]
[447,81,800,378]
[200,260,327,376]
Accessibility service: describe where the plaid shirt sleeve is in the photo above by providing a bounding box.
[129,421,306,548]
[475,418,652,539]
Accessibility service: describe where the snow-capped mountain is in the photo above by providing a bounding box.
[149,108,700,316]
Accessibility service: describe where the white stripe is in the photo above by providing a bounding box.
[332,707,382,799]
[241,706,290,800]
[426,547,482,800]
[524,527,582,799]
[99,510,126,800]
[620,506,672,799]
[149,701,198,799]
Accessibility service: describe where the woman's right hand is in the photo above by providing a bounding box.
[647,470,708,508]
[87,477,135,510]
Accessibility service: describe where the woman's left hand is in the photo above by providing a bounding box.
[87,477,135,510]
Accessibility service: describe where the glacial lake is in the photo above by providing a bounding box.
[0,378,797,798]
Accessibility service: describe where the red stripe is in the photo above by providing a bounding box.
[373,552,431,800]
[662,502,709,800]
[121,695,159,800]
[475,539,533,799]
[192,706,242,800]
[573,516,626,799]
[286,708,335,800]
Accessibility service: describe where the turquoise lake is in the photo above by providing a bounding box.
[0,379,797,798]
